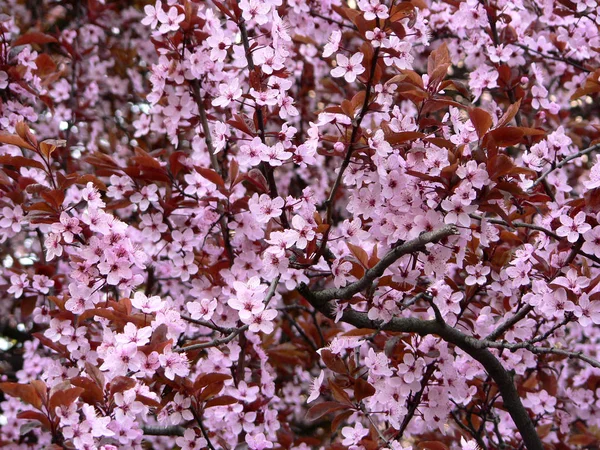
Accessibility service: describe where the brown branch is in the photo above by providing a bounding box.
[313,40,382,263]
[299,225,459,305]
[319,308,543,450]
[236,12,290,228]
[396,363,436,440]
[191,407,217,450]
[189,80,234,264]
[175,325,249,353]
[177,276,280,352]
[181,315,233,334]
[512,43,591,73]
[190,79,222,176]
[142,426,184,436]
[471,214,600,266]
[485,305,533,341]
[297,226,543,450]
[531,142,600,188]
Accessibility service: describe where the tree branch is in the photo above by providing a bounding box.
[190,79,221,176]
[142,426,184,436]
[297,224,544,449]
[299,225,459,305]
[327,309,543,450]
[315,41,382,262]
[485,305,533,341]
[530,142,600,188]
[176,325,249,353]
[236,12,290,228]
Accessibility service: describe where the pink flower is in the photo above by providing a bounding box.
[8,273,29,299]
[365,348,394,377]
[574,294,600,327]
[131,291,164,313]
[141,1,162,29]
[159,349,190,380]
[557,211,591,243]
[248,193,285,223]
[212,79,243,108]
[584,156,600,190]
[248,308,277,333]
[65,282,99,314]
[331,52,365,83]
[465,263,490,286]
[358,0,389,20]
[261,142,292,167]
[341,422,369,446]
[51,212,81,244]
[32,274,54,294]
[286,215,315,249]
[115,322,152,346]
[176,429,207,450]
[323,30,341,58]
[553,268,590,294]
[307,371,325,403]
[81,182,105,209]
[542,288,576,319]
[368,129,392,157]
[187,298,217,321]
[0,205,24,233]
[332,258,353,288]
[583,226,600,257]
[130,184,158,212]
[44,233,63,261]
[229,290,265,321]
[246,432,273,450]
[131,351,161,376]
[506,260,532,287]
[157,6,184,34]
[98,249,133,285]
[44,318,74,343]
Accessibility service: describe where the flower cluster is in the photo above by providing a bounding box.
[1,0,600,449]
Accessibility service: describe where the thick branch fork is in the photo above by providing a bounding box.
[297,226,544,450]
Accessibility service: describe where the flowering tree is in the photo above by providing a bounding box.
[2,0,600,449]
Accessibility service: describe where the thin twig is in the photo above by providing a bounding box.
[236,11,290,228]
[531,143,600,188]
[485,305,533,341]
[512,43,591,73]
[190,79,221,176]
[315,43,382,262]
[176,325,249,352]
[396,363,436,440]
[142,426,184,436]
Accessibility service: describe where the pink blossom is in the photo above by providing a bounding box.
[131,291,164,313]
[51,212,81,244]
[465,263,490,286]
[212,79,243,108]
[307,371,325,403]
[0,205,24,233]
[574,294,600,327]
[248,194,285,223]
[331,52,365,83]
[176,429,207,450]
[157,6,184,34]
[323,30,342,58]
[158,349,190,380]
[187,297,217,321]
[246,432,273,450]
[248,308,277,333]
[341,422,369,446]
[556,211,591,243]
